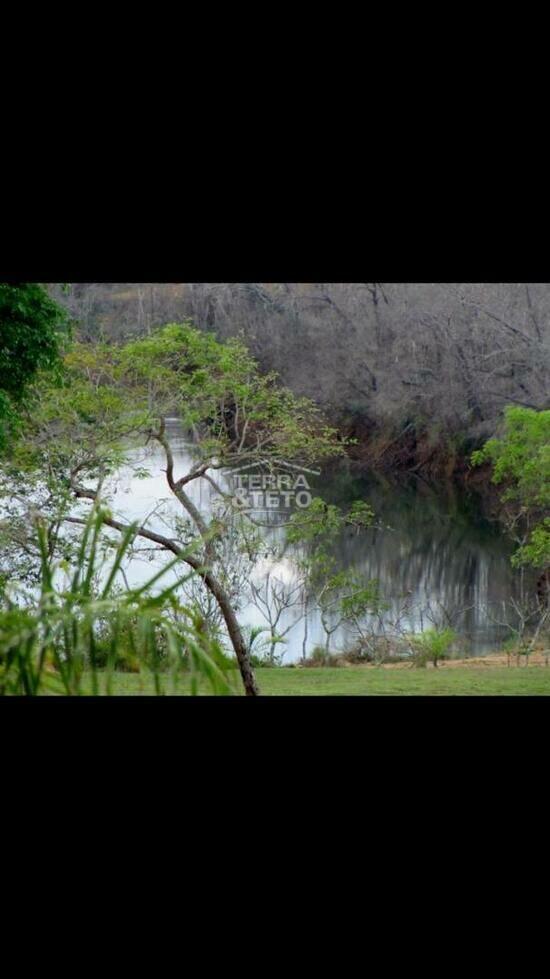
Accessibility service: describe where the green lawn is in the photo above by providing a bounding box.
[82,665,550,696]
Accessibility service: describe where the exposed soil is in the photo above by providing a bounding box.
[359,648,550,670]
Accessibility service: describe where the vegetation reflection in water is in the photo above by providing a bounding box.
[111,420,526,663]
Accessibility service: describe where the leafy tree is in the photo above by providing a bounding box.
[472,406,550,569]
[314,568,380,659]
[0,283,69,450]
[287,497,378,659]
[409,627,455,668]
[2,323,351,695]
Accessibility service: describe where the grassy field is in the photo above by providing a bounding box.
[81,663,550,696]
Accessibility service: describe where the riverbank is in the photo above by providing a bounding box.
[76,654,550,695]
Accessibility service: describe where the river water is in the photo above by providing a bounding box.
[106,420,526,662]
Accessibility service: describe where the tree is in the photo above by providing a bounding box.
[55,284,550,474]
[315,567,379,660]
[286,498,378,660]
[3,323,348,695]
[472,406,550,572]
[0,283,69,451]
[409,628,455,668]
[249,564,305,665]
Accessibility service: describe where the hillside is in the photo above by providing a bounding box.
[51,283,550,472]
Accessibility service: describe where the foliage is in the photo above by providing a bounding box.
[289,504,377,656]
[471,407,550,509]
[512,518,550,569]
[0,283,70,451]
[472,407,550,568]
[0,322,356,696]
[306,645,338,667]
[241,624,287,665]
[408,628,456,668]
[286,497,374,547]
[55,283,550,460]
[111,322,347,466]
[0,507,236,696]
[3,322,348,564]
[286,496,379,657]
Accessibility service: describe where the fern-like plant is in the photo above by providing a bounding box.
[0,505,237,696]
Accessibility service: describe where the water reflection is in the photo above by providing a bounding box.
[106,420,527,661]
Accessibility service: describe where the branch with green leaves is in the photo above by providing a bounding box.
[472,406,550,569]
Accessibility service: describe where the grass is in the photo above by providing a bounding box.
[78,662,550,696]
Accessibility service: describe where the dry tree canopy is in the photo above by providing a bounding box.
[51,283,550,442]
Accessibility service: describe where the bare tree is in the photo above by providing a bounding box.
[53,282,550,485]
[249,567,305,664]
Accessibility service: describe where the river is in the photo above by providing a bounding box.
[105,419,526,662]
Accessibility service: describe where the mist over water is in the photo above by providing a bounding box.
[106,420,526,662]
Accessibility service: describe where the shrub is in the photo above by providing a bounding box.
[0,507,237,696]
[344,636,412,664]
[409,628,456,668]
[303,645,340,667]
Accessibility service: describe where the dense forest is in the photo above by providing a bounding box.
[51,283,550,470]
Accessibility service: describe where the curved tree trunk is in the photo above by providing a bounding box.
[123,524,260,695]
[197,561,260,696]
[67,503,260,696]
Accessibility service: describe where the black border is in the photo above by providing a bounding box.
[2,191,548,812]
[2,173,547,282]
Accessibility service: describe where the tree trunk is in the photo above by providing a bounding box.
[67,507,260,696]
[302,595,308,663]
[206,573,259,695]
[269,629,277,665]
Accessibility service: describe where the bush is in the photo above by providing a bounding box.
[249,653,276,668]
[409,628,456,668]
[303,645,340,667]
[0,508,237,696]
[344,636,412,664]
